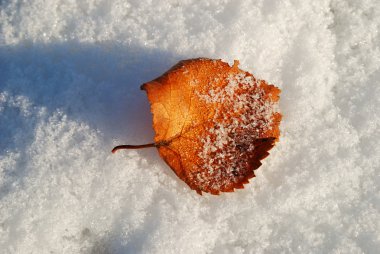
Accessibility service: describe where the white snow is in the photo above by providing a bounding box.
[0,0,379,253]
[196,69,279,192]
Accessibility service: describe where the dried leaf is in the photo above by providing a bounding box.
[140,58,281,195]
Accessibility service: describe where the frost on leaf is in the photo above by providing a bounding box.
[141,58,281,195]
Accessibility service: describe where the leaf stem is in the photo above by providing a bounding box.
[112,143,156,153]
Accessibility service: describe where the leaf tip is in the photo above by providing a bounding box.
[140,83,147,91]
[233,59,240,68]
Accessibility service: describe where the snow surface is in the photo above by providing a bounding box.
[0,0,379,253]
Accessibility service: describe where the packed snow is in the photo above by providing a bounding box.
[0,0,379,253]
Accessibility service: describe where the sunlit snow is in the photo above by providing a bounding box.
[0,0,379,253]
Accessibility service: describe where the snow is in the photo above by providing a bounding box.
[196,66,280,193]
[0,0,379,253]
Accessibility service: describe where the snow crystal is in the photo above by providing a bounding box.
[0,0,379,253]
[195,71,278,191]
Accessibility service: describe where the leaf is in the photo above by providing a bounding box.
[140,58,282,195]
[112,58,281,195]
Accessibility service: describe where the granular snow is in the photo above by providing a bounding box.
[0,0,379,253]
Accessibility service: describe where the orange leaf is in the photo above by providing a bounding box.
[115,58,282,195]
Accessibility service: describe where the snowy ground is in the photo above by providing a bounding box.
[0,0,379,253]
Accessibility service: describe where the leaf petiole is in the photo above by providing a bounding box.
[112,143,156,153]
